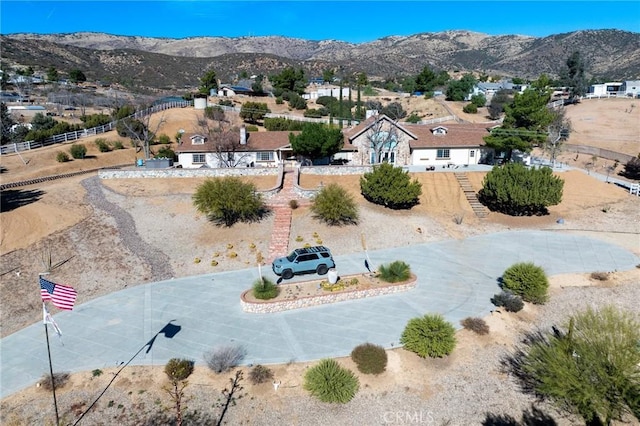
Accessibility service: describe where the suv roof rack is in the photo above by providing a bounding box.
[294,246,329,255]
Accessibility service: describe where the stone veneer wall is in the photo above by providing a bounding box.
[240,278,416,313]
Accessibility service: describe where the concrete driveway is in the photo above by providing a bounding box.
[1,230,638,398]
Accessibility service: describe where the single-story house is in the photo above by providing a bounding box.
[217,85,253,97]
[343,114,493,167]
[176,126,294,168]
[176,114,494,169]
[588,82,624,96]
[304,86,350,100]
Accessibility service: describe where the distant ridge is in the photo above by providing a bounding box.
[1,29,638,92]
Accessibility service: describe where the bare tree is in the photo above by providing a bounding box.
[197,107,251,167]
[544,108,572,167]
[366,114,401,164]
[119,107,166,160]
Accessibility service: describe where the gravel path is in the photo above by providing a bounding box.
[81,176,174,281]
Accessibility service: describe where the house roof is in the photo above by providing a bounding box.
[176,131,295,153]
[404,123,492,148]
[343,114,490,149]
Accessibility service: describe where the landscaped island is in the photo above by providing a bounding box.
[240,272,417,313]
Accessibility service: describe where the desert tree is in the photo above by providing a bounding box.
[164,358,194,426]
[193,177,267,227]
[289,122,343,162]
[505,305,640,425]
[199,69,218,95]
[117,104,166,159]
[559,51,588,101]
[239,101,270,124]
[197,106,251,167]
[68,69,86,84]
[543,107,572,167]
[483,75,555,162]
[488,88,513,120]
[1,102,16,145]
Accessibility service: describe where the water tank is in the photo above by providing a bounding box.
[194,97,207,110]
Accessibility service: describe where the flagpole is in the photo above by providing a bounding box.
[43,302,60,426]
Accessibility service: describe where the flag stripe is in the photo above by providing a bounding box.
[40,277,77,311]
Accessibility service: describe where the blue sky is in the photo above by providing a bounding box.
[1,1,638,43]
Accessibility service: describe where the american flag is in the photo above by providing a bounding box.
[40,277,77,311]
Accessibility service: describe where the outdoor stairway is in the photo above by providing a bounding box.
[265,167,309,262]
[454,173,489,218]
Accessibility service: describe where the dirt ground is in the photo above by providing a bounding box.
[1,98,639,424]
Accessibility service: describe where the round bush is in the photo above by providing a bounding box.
[69,143,87,159]
[378,260,411,283]
[311,183,359,226]
[252,277,279,300]
[491,291,524,312]
[502,262,549,304]
[304,359,359,403]
[462,103,478,113]
[360,163,422,209]
[400,314,457,358]
[56,151,70,163]
[351,343,388,375]
[248,364,274,385]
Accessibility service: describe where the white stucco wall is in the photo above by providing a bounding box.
[411,147,490,166]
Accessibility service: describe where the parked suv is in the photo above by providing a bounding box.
[272,246,335,279]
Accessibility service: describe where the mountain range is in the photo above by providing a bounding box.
[1,30,638,92]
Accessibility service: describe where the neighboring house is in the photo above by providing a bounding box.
[621,80,640,97]
[588,82,624,96]
[217,84,253,97]
[175,127,293,168]
[466,80,526,101]
[304,85,350,100]
[343,114,493,167]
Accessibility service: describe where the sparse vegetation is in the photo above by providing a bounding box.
[204,345,247,373]
[94,138,110,152]
[252,277,279,300]
[248,365,274,385]
[38,372,70,391]
[461,317,490,335]
[590,271,610,281]
[56,151,70,162]
[304,359,359,403]
[491,290,524,312]
[351,343,388,375]
[69,143,87,159]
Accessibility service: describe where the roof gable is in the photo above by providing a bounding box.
[345,114,417,142]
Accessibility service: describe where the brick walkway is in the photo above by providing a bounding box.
[265,167,310,262]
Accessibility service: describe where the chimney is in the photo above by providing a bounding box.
[240,125,247,145]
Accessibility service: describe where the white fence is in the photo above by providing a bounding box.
[1,101,192,155]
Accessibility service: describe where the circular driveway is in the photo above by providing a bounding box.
[1,230,638,398]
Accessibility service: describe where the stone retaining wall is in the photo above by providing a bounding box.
[300,165,374,176]
[98,167,280,179]
[240,276,416,313]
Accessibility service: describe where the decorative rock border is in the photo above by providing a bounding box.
[240,274,417,313]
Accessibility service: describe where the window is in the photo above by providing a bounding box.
[436,149,450,159]
[191,136,205,145]
[192,154,205,163]
[469,150,475,158]
[256,152,274,161]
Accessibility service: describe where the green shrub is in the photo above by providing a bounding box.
[461,317,490,335]
[502,262,549,304]
[94,138,110,152]
[470,94,486,107]
[311,183,359,226]
[245,125,259,132]
[69,143,87,159]
[275,97,283,105]
[252,277,279,300]
[405,113,421,123]
[157,133,171,144]
[491,291,524,312]
[360,163,422,209]
[56,151,70,162]
[91,369,103,377]
[112,140,125,150]
[351,343,387,375]
[478,163,564,216]
[400,314,456,358]
[377,261,411,283]
[462,103,478,113]
[248,365,274,385]
[193,177,267,226]
[303,359,359,403]
[164,358,194,382]
[155,146,175,159]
